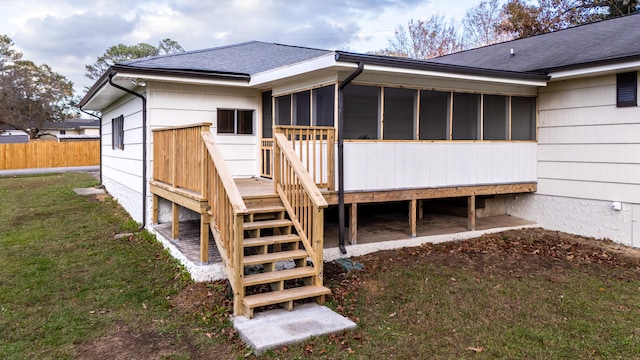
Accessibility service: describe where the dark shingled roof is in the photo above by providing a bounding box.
[119,41,332,76]
[430,13,640,73]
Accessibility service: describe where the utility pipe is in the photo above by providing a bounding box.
[337,62,364,254]
[108,74,148,229]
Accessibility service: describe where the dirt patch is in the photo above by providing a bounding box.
[76,323,200,360]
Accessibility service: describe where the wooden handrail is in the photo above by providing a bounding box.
[202,131,248,316]
[274,133,327,283]
[274,133,328,209]
[202,132,248,215]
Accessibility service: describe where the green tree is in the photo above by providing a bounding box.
[85,38,185,81]
[0,35,75,138]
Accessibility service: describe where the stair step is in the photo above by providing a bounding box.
[244,249,308,266]
[243,219,292,231]
[247,205,286,214]
[244,234,300,248]
[243,285,331,309]
[244,267,316,287]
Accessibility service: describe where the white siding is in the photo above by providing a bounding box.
[101,93,147,223]
[148,82,260,177]
[508,73,640,248]
[342,142,537,191]
[535,74,640,203]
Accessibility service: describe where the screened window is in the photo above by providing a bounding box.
[511,97,536,140]
[452,93,480,140]
[313,85,335,126]
[217,109,254,135]
[384,87,415,140]
[111,115,124,150]
[275,95,291,125]
[419,90,449,140]
[293,91,310,126]
[261,91,273,138]
[343,85,380,139]
[483,95,508,140]
[617,71,637,107]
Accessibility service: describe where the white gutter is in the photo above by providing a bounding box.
[548,59,640,81]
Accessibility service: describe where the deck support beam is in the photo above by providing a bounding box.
[172,202,179,240]
[467,195,476,231]
[409,199,417,238]
[152,194,159,224]
[199,209,210,264]
[350,203,358,244]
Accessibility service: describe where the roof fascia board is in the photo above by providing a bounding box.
[250,53,348,86]
[115,71,251,87]
[361,64,548,87]
[548,59,640,80]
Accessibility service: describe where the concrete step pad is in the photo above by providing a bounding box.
[234,303,357,355]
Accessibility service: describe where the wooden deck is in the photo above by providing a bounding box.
[235,177,276,197]
[154,220,222,264]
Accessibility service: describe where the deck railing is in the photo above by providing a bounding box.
[202,131,248,316]
[273,133,328,286]
[274,126,335,190]
[260,138,273,179]
[152,123,211,195]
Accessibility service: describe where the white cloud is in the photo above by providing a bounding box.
[0,0,485,94]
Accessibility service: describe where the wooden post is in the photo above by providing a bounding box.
[233,214,245,316]
[171,202,179,240]
[313,207,325,287]
[151,194,159,224]
[418,199,424,220]
[409,198,417,238]
[200,210,210,264]
[350,203,358,244]
[467,195,476,231]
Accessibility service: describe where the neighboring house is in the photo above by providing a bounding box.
[79,14,640,317]
[0,129,29,144]
[37,118,100,141]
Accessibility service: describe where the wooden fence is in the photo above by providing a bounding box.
[0,141,100,170]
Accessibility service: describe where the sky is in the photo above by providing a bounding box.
[0,0,487,95]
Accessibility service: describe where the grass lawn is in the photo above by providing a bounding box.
[1,172,639,359]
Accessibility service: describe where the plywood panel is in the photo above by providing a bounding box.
[342,142,537,191]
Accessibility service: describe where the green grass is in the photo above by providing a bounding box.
[2,173,640,359]
[0,173,205,359]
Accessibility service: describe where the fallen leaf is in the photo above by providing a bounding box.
[467,346,484,353]
[204,333,212,338]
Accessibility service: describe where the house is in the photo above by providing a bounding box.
[0,128,29,144]
[79,13,640,318]
[37,118,100,141]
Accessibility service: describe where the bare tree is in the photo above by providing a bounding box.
[377,15,464,59]
[463,0,513,48]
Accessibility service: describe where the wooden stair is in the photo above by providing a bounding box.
[240,196,330,318]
